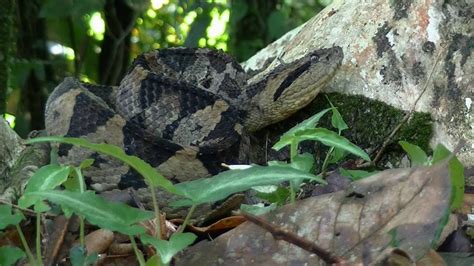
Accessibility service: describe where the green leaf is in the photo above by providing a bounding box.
[431,143,452,164]
[26,137,179,195]
[275,128,370,161]
[141,233,197,264]
[80,159,95,169]
[256,186,290,205]
[431,144,465,211]
[339,168,377,181]
[0,205,24,230]
[328,147,348,164]
[0,246,25,266]
[278,108,332,139]
[240,203,277,216]
[399,141,428,166]
[24,164,71,193]
[70,246,98,266]
[172,165,326,207]
[329,104,348,133]
[291,153,314,173]
[20,190,153,235]
[18,164,71,209]
[290,153,315,188]
[145,255,160,266]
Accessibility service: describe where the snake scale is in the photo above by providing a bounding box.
[44,47,343,216]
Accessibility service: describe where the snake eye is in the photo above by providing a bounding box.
[310,55,319,62]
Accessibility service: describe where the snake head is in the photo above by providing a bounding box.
[244,46,344,132]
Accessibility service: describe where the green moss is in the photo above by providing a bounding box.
[305,92,433,166]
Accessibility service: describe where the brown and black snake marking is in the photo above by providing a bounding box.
[44,47,343,213]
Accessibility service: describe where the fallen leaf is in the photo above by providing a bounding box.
[175,159,454,265]
[172,216,246,237]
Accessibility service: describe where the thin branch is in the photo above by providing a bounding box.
[0,199,56,218]
[359,46,446,168]
[240,211,345,265]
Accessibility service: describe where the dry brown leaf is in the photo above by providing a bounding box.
[175,160,454,265]
[177,216,246,237]
[43,215,70,265]
[416,249,446,266]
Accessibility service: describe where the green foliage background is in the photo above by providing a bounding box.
[1,0,331,137]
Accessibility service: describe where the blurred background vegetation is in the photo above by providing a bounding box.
[0,0,331,138]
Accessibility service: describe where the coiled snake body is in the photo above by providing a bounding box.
[45,47,343,215]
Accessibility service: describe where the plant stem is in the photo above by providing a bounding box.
[149,186,161,238]
[15,224,36,265]
[79,217,85,247]
[321,146,334,177]
[36,213,43,266]
[130,236,146,266]
[177,205,196,233]
[289,141,298,203]
[74,167,86,246]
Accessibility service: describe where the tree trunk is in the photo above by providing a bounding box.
[243,0,473,167]
[99,0,135,85]
[0,0,15,115]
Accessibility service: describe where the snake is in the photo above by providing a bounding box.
[44,47,343,216]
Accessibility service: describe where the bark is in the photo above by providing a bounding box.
[243,0,473,167]
[0,118,49,202]
[0,0,15,114]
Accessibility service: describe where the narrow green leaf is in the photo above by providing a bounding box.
[0,205,24,230]
[448,157,464,211]
[330,106,348,132]
[256,186,290,205]
[276,128,370,161]
[339,168,377,181]
[79,159,95,169]
[291,153,314,173]
[275,108,332,147]
[172,165,326,207]
[18,164,70,209]
[399,141,428,166]
[431,144,465,211]
[145,255,160,266]
[0,246,25,266]
[26,137,179,195]
[328,147,348,164]
[431,143,452,164]
[20,190,153,235]
[24,164,71,193]
[141,233,197,264]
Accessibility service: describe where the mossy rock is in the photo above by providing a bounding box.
[249,92,433,168]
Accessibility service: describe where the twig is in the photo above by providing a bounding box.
[240,211,344,265]
[0,199,55,218]
[359,46,446,168]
